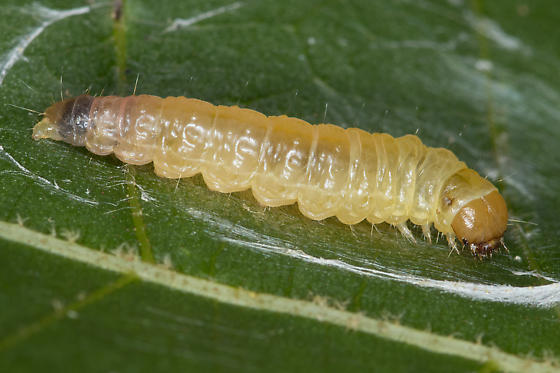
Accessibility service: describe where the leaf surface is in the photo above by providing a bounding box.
[0,1,559,372]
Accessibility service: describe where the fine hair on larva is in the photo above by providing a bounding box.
[32,94,509,258]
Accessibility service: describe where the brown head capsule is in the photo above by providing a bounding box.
[438,168,508,258]
[451,191,508,258]
[32,94,509,259]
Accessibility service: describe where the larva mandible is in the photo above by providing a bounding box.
[32,94,508,258]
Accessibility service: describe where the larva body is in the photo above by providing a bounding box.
[33,95,508,257]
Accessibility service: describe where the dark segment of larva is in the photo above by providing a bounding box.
[32,95,508,258]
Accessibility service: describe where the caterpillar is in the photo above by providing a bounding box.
[32,94,508,258]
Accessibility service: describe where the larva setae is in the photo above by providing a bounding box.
[32,95,508,257]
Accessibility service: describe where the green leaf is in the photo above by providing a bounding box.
[0,0,559,372]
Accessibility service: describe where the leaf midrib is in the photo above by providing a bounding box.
[0,221,555,373]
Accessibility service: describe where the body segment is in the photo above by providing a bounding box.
[33,94,508,257]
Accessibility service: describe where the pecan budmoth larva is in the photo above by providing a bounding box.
[33,95,508,258]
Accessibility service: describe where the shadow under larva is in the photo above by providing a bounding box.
[32,94,508,258]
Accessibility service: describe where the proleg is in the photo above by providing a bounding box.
[32,94,508,258]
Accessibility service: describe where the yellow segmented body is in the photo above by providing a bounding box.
[33,94,508,257]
